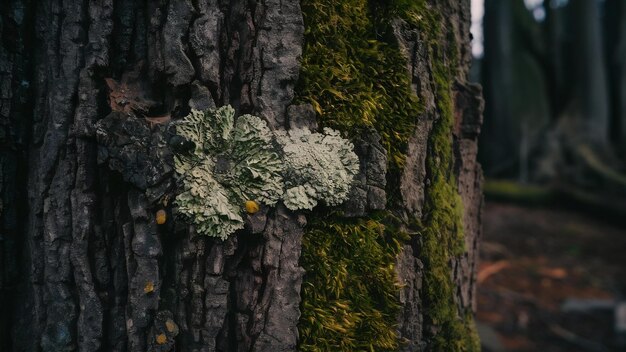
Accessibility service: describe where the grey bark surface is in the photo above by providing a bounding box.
[447,0,484,343]
[2,0,305,351]
[0,1,482,351]
[393,1,483,350]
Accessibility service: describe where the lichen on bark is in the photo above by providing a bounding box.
[1,0,481,350]
[173,106,284,239]
[275,127,360,210]
[173,106,359,238]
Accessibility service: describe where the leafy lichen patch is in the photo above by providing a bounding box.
[275,128,359,210]
[173,106,358,238]
[173,106,284,239]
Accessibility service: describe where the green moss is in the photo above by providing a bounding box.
[400,2,480,350]
[297,0,479,350]
[298,214,407,352]
[295,0,422,170]
[296,0,419,349]
[368,0,479,350]
[418,69,479,351]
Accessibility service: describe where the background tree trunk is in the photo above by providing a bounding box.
[605,0,626,155]
[481,0,551,179]
[0,0,482,351]
[480,0,626,184]
[561,0,609,145]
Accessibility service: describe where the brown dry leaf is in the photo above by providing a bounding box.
[499,334,534,350]
[478,260,510,283]
[104,65,155,114]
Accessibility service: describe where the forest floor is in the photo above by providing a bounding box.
[478,201,626,352]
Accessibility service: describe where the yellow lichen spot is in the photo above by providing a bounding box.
[156,209,167,225]
[155,333,167,345]
[245,200,259,214]
[144,281,154,294]
[165,319,177,333]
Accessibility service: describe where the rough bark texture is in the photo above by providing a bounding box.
[2,0,305,351]
[1,0,481,351]
[393,1,483,349]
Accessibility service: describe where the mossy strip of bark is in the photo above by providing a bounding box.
[295,0,422,171]
[397,1,481,350]
[298,214,407,351]
[297,0,480,350]
[296,0,420,350]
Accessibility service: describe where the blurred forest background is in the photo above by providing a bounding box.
[472,0,626,351]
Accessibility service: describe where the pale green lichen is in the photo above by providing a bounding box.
[173,106,359,238]
[275,128,360,211]
[173,106,283,239]
[283,185,319,210]
[174,161,244,239]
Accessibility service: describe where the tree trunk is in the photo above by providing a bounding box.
[605,0,626,156]
[480,0,551,179]
[560,0,609,146]
[1,0,482,351]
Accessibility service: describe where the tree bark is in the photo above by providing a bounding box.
[1,1,482,351]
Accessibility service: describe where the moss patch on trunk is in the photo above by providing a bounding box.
[299,214,407,351]
[295,0,421,171]
[296,0,419,350]
[297,0,479,350]
[397,1,480,350]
